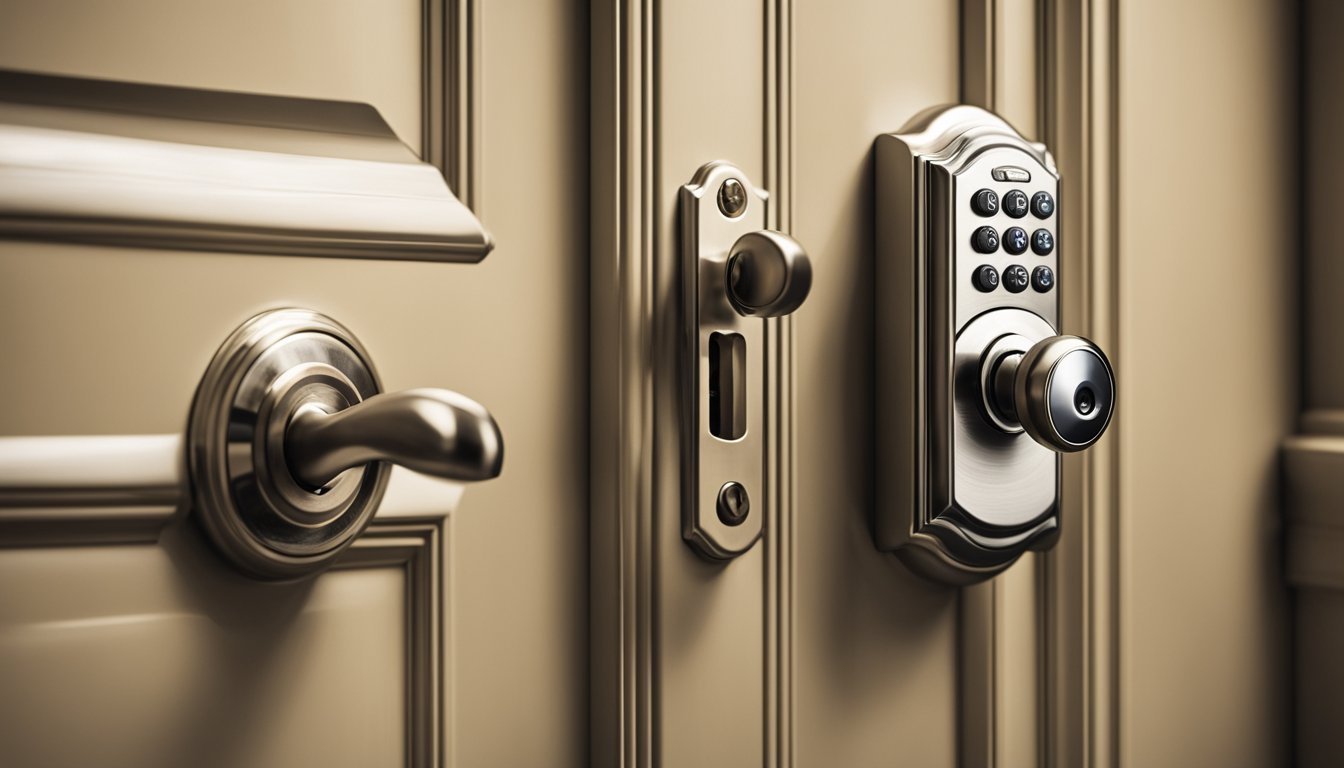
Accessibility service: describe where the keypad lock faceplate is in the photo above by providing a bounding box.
[875,105,1114,584]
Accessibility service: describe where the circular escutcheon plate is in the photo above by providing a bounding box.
[189,309,389,579]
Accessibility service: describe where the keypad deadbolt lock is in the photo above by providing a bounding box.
[875,105,1116,584]
[681,162,812,559]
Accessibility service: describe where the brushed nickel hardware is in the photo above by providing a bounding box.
[680,161,812,559]
[726,230,813,317]
[985,335,1115,452]
[875,105,1116,584]
[287,390,502,488]
[189,308,503,578]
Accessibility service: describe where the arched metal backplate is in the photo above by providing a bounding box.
[679,162,769,559]
[875,106,1063,584]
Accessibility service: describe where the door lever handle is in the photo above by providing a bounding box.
[190,309,506,578]
[287,388,504,489]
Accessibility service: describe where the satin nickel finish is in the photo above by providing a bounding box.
[680,161,811,559]
[726,230,813,318]
[953,310,1059,531]
[876,106,1118,583]
[189,308,503,578]
[993,335,1116,452]
[288,389,503,488]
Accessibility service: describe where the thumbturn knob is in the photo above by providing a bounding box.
[985,334,1115,452]
[725,230,812,317]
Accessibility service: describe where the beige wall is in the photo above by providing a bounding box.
[1118,0,1296,765]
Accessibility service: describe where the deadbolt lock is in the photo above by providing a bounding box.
[680,162,811,560]
[875,106,1116,584]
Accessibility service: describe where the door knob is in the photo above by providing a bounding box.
[287,389,503,489]
[984,334,1115,452]
[725,230,812,317]
[190,309,504,578]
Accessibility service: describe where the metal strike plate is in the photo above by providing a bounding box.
[875,106,1064,584]
[680,162,768,559]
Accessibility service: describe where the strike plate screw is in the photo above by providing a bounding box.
[716,481,750,526]
[718,178,748,218]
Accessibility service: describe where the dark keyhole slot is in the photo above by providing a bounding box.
[708,331,747,441]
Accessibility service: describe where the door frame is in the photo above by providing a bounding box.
[588,1,1120,766]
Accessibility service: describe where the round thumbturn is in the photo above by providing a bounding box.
[725,230,813,318]
[716,482,751,527]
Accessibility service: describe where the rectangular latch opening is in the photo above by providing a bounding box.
[708,331,746,441]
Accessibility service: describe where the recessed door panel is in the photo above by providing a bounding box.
[0,0,423,153]
[0,2,588,766]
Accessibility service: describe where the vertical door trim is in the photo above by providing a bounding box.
[424,0,482,211]
[958,2,1046,766]
[959,1,1121,766]
[591,1,656,765]
[764,2,795,764]
[591,1,794,765]
[1039,1,1121,766]
[338,522,446,768]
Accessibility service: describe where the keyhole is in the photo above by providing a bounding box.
[1075,385,1095,415]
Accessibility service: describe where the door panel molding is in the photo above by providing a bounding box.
[337,521,445,768]
[0,436,449,765]
[763,1,795,763]
[590,1,656,763]
[1039,1,1121,766]
[0,434,466,546]
[0,71,492,262]
[0,434,178,545]
[424,0,481,210]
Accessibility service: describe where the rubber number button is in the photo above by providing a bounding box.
[1003,190,1028,218]
[972,189,999,216]
[1003,227,1028,255]
[972,265,1000,292]
[1003,264,1029,293]
[1031,191,1055,218]
[1032,266,1055,293]
[1031,229,1054,255]
[972,226,1000,253]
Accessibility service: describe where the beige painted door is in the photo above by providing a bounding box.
[0,1,586,766]
[0,1,1300,767]
[591,1,1294,767]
